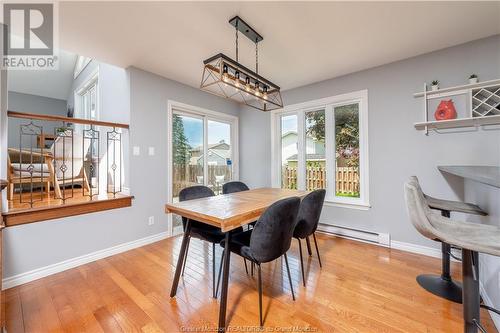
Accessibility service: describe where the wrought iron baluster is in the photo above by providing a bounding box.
[107,127,122,197]
[83,125,99,200]
[19,121,43,207]
[54,125,74,203]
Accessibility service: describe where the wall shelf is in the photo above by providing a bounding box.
[414,115,500,131]
[414,79,500,133]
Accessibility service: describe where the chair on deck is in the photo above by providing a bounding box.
[7,132,91,200]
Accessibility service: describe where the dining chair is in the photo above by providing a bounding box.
[222,181,254,274]
[219,197,301,327]
[222,181,250,194]
[293,189,326,286]
[178,185,242,298]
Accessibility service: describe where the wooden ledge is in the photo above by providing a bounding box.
[2,195,133,227]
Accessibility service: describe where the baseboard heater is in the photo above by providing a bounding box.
[317,223,391,246]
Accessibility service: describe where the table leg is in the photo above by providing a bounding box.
[170,220,191,297]
[218,231,232,331]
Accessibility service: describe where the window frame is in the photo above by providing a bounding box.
[271,89,370,209]
[74,69,99,121]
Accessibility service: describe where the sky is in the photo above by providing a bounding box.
[282,114,297,133]
[180,116,231,148]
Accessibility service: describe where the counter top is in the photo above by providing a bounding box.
[438,166,500,188]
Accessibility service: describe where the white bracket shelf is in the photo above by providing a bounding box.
[414,79,500,133]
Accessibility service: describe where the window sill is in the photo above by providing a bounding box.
[2,193,133,227]
[323,200,371,211]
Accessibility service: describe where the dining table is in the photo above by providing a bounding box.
[165,187,309,331]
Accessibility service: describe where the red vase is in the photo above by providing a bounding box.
[434,100,457,121]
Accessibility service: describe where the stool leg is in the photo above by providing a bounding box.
[416,210,462,303]
[462,249,480,333]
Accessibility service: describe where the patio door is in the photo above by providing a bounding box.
[168,103,238,236]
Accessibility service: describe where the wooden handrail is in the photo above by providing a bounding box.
[7,111,129,129]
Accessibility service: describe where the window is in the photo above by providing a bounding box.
[272,90,369,208]
[75,71,99,121]
[167,101,239,235]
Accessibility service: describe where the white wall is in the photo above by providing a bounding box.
[278,35,500,248]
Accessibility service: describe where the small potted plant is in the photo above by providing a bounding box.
[431,80,439,91]
[469,74,478,84]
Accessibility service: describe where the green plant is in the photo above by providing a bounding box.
[469,74,478,79]
[431,80,439,86]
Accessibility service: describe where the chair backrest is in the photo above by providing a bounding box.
[222,181,250,194]
[294,189,326,238]
[52,132,91,179]
[179,185,215,229]
[404,178,440,241]
[250,197,301,263]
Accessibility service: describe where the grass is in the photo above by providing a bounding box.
[335,192,360,198]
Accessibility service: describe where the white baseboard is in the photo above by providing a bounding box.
[480,282,500,330]
[390,240,442,259]
[2,231,170,290]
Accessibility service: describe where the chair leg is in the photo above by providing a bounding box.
[181,237,191,276]
[7,183,13,201]
[212,242,216,298]
[216,249,224,298]
[257,263,263,327]
[313,233,322,268]
[306,237,312,256]
[244,258,249,275]
[297,239,306,287]
[283,253,295,301]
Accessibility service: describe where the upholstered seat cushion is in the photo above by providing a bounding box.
[188,219,242,244]
[220,229,255,261]
[11,163,50,173]
[12,171,51,178]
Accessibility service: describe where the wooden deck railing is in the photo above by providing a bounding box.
[173,164,232,197]
[282,166,360,194]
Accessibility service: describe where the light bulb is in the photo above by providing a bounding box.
[234,71,240,87]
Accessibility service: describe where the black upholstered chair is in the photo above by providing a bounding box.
[222,181,255,274]
[178,185,242,298]
[222,181,250,194]
[219,197,301,327]
[293,189,326,287]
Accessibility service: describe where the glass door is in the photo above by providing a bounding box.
[171,111,204,234]
[169,108,236,236]
[207,119,232,195]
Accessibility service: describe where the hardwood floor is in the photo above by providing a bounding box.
[5,233,498,332]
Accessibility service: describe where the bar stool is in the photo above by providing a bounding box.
[404,179,500,333]
[411,176,487,303]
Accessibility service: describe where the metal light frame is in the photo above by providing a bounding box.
[200,16,283,111]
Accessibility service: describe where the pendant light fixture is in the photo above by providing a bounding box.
[200,16,283,111]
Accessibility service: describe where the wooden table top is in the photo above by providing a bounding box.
[165,188,309,232]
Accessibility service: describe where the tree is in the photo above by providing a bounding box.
[305,104,360,167]
[172,114,191,165]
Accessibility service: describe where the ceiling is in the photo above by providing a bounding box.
[8,49,76,100]
[55,2,500,91]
